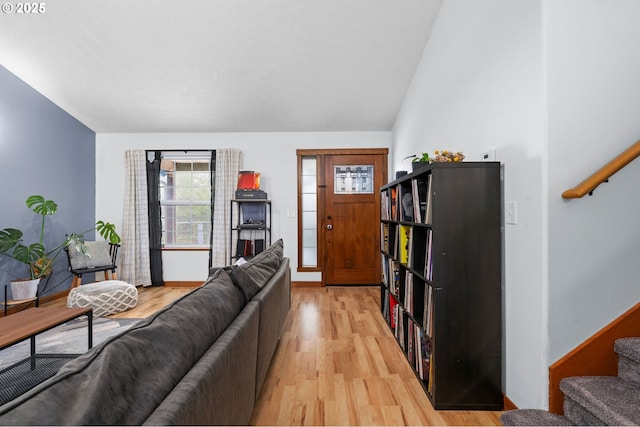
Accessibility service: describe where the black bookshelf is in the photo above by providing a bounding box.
[230,199,272,264]
[380,162,502,410]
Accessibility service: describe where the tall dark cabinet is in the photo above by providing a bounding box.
[380,162,502,410]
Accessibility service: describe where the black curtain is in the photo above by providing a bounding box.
[207,150,217,273]
[146,151,164,286]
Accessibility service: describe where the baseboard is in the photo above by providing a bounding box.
[503,395,518,411]
[1,289,70,317]
[163,281,202,287]
[548,300,640,414]
[39,289,70,304]
[292,281,323,287]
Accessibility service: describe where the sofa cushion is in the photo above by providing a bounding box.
[144,301,261,426]
[0,269,246,426]
[67,241,113,269]
[226,239,283,301]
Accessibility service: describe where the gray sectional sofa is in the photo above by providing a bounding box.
[0,239,291,425]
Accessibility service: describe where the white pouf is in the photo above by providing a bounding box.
[67,280,138,317]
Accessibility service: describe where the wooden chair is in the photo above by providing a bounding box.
[64,242,120,288]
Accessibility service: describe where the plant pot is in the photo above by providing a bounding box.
[10,278,40,300]
[412,161,430,172]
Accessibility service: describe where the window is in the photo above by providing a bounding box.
[300,156,318,267]
[159,152,214,248]
[333,164,374,194]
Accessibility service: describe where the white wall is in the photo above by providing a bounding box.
[96,132,391,282]
[546,0,640,361]
[92,0,640,410]
[392,0,548,408]
[394,0,640,410]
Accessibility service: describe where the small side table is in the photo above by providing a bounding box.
[3,284,39,317]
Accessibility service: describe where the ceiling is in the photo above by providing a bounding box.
[0,0,442,133]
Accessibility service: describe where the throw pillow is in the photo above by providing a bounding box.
[68,241,113,270]
[227,239,283,301]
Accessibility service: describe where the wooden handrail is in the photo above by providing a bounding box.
[562,140,640,198]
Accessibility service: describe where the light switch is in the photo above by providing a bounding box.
[505,201,517,224]
[482,149,496,161]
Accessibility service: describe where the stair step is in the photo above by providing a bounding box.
[500,409,573,426]
[615,338,640,387]
[560,376,640,425]
[615,338,640,362]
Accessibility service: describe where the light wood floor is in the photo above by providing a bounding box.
[43,285,502,426]
[41,285,193,318]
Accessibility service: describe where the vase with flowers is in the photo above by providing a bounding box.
[432,150,465,163]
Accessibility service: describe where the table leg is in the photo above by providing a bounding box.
[87,310,93,349]
[30,335,36,370]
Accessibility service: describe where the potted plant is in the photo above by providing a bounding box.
[0,195,120,299]
[411,152,431,172]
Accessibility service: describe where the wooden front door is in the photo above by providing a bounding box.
[323,152,387,285]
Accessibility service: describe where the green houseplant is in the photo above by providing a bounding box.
[412,152,431,163]
[411,152,431,172]
[0,195,120,298]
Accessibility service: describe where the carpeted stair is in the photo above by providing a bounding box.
[501,337,640,426]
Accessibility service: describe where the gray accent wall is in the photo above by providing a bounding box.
[0,65,96,299]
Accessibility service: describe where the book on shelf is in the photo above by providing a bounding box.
[398,184,414,222]
[419,328,431,381]
[428,352,434,394]
[407,317,414,366]
[397,306,406,351]
[389,259,400,296]
[422,284,434,337]
[380,223,390,254]
[382,288,390,322]
[407,226,414,268]
[424,229,433,280]
[389,294,399,329]
[411,178,429,223]
[413,322,424,378]
[381,253,389,285]
[393,225,399,259]
[388,223,397,256]
[424,174,433,224]
[398,225,411,265]
[236,239,252,257]
[381,191,390,220]
[404,271,413,315]
[402,320,431,380]
[415,323,421,377]
[254,239,265,255]
[390,187,398,221]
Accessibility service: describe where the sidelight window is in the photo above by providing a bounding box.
[300,156,318,267]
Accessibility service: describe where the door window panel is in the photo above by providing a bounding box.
[333,165,374,194]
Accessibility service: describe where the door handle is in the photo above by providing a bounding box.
[326,224,333,230]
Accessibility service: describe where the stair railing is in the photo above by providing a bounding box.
[562,140,640,199]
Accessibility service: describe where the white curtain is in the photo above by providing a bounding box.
[121,150,152,287]
[210,148,242,267]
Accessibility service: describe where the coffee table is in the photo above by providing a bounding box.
[0,306,93,405]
